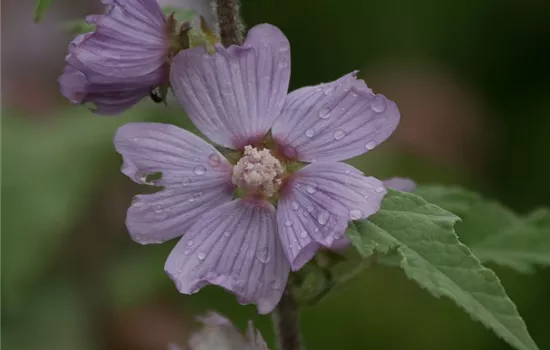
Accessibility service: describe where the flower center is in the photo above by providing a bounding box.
[232,146,284,197]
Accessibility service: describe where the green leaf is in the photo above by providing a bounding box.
[1,108,149,313]
[416,186,550,272]
[347,190,539,350]
[60,19,95,34]
[34,0,54,23]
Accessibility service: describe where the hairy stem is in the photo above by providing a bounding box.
[273,285,302,350]
[215,0,244,46]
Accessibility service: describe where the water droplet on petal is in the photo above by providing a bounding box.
[285,220,293,227]
[351,92,358,98]
[307,206,314,213]
[333,129,346,140]
[278,58,289,68]
[300,231,308,239]
[154,205,163,213]
[187,240,194,246]
[305,129,315,138]
[323,87,333,95]
[223,231,231,237]
[256,247,270,263]
[131,197,142,207]
[319,107,331,119]
[306,183,317,194]
[183,249,191,255]
[182,177,191,185]
[197,252,206,260]
[193,165,207,175]
[376,187,385,193]
[365,141,377,150]
[291,201,299,210]
[208,153,221,167]
[317,211,329,225]
[371,95,386,112]
[284,146,297,158]
[349,209,362,220]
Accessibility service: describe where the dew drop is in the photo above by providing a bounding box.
[375,187,385,193]
[285,220,293,227]
[349,209,362,220]
[318,107,331,119]
[154,205,163,213]
[371,95,386,112]
[291,201,299,211]
[351,92,358,98]
[279,43,290,53]
[305,128,315,138]
[323,87,333,95]
[278,58,289,68]
[131,196,142,206]
[333,129,346,140]
[187,240,194,246]
[365,141,377,150]
[284,146,297,158]
[223,231,231,237]
[256,247,270,263]
[300,231,308,239]
[208,153,221,167]
[317,211,329,225]
[307,205,314,213]
[182,177,191,185]
[193,165,207,175]
[197,252,206,260]
[183,249,191,255]
[306,183,317,194]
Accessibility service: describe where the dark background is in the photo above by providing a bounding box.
[2,0,550,349]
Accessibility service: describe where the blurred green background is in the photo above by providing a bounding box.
[2,0,550,349]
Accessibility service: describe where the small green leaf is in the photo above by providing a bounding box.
[60,19,95,34]
[416,186,550,272]
[347,190,539,350]
[34,0,54,23]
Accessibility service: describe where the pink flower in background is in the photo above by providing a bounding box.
[115,24,400,313]
[59,0,170,114]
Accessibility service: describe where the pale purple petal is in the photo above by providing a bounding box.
[271,72,400,162]
[165,199,290,314]
[60,0,168,114]
[170,24,291,149]
[114,123,233,244]
[277,162,386,270]
[383,177,417,192]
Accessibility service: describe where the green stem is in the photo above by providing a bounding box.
[273,285,302,350]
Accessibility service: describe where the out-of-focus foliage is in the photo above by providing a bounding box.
[347,190,539,350]
[34,0,54,22]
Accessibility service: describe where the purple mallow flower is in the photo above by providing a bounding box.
[59,0,170,114]
[114,24,400,313]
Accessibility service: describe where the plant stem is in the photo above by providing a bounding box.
[273,285,302,350]
[215,0,244,46]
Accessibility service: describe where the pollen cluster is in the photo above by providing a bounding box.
[232,146,284,197]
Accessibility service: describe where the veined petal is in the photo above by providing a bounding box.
[59,0,168,114]
[271,72,400,162]
[165,199,290,314]
[170,24,291,149]
[71,0,167,78]
[383,177,417,192]
[277,162,386,269]
[115,123,233,243]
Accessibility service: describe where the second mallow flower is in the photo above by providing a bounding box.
[114,24,400,314]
